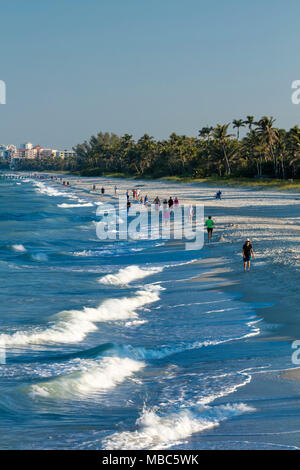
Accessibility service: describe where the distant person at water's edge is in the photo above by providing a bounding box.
[242,239,255,272]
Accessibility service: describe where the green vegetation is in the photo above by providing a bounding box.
[159,176,300,190]
[14,117,300,187]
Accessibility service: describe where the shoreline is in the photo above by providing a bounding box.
[70,174,300,192]
[8,173,300,375]
[61,172,300,342]
[5,170,300,193]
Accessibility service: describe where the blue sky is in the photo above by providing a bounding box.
[1,0,300,148]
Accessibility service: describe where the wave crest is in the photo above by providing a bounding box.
[99,265,163,286]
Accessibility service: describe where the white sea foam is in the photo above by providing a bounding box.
[11,244,27,252]
[72,249,114,257]
[103,403,255,450]
[164,259,199,268]
[34,181,76,199]
[124,320,147,327]
[196,372,252,406]
[30,357,145,398]
[99,265,163,286]
[0,285,162,347]
[57,202,93,208]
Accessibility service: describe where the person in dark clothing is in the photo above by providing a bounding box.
[242,239,255,272]
[101,187,105,195]
[168,197,174,209]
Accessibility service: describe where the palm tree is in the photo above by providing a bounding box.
[286,125,300,178]
[243,129,264,177]
[134,134,156,174]
[198,127,214,175]
[244,115,255,131]
[198,126,213,141]
[232,119,245,140]
[212,124,233,175]
[275,129,288,179]
[256,116,278,177]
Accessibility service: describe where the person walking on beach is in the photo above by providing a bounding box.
[101,187,105,195]
[188,204,194,222]
[114,185,117,195]
[168,197,174,209]
[163,199,170,225]
[242,239,255,272]
[205,216,214,242]
[154,196,160,211]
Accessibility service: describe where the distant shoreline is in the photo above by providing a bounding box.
[7,170,300,192]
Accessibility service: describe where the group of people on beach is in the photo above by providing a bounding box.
[85,182,255,272]
[50,175,71,187]
[92,184,105,195]
[4,175,255,272]
[124,189,181,215]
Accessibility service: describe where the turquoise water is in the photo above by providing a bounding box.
[0,174,299,450]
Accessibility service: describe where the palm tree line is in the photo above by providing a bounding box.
[14,116,300,179]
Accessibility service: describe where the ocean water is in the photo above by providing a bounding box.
[0,174,299,450]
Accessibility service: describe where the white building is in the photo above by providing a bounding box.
[56,150,76,159]
[20,142,33,150]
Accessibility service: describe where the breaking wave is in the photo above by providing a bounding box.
[103,403,255,450]
[30,356,145,398]
[0,285,162,347]
[99,265,163,286]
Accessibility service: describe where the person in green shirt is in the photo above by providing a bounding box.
[205,216,214,241]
